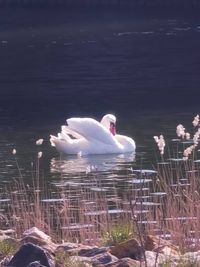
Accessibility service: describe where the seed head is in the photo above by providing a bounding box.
[38,151,43,159]
[183,144,196,160]
[36,139,44,145]
[192,114,199,127]
[176,124,185,138]
[154,135,165,155]
[185,132,190,140]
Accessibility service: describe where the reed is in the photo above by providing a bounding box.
[0,146,132,244]
[152,114,200,252]
[1,115,200,256]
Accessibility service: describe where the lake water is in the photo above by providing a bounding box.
[0,7,200,238]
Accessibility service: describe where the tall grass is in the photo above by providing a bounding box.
[1,146,135,244]
[1,115,200,255]
[152,115,200,252]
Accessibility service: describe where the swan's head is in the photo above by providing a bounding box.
[101,114,116,135]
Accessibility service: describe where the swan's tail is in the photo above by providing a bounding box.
[50,132,72,146]
[50,131,84,155]
[61,125,83,139]
[50,135,58,147]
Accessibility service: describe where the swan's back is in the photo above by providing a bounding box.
[115,134,136,152]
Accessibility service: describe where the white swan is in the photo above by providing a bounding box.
[50,114,136,155]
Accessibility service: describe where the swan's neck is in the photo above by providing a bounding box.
[100,117,109,129]
[110,123,116,136]
[101,115,116,135]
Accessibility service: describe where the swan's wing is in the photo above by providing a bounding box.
[61,125,84,139]
[67,117,117,145]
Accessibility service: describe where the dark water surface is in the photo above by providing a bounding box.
[0,7,200,206]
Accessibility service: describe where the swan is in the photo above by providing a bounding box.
[50,114,136,155]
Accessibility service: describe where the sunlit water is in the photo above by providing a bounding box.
[0,7,200,236]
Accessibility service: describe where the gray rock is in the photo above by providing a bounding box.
[67,256,93,267]
[23,228,51,242]
[0,255,12,266]
[91,251,118,266]
[97,257,142,266]
[78,247,108,257]
[21,227,57,254]
[55,242,79,252]
[56,244,106,257]
[6,242,54,267]
[28,261,47,267]
[145,251,173,267]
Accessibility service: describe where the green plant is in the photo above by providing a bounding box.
[161,260,198,267]
[55,251,91,267]
[0,239,18,260]
[177,258,199,267]
[160,262,171,267]
[178,264,198,267]
[101,222,135,246]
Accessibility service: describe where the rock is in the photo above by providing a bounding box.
[56,244,105,257]
[0,229,15,236]
[109,239,143,260]
[55,241,79,251]
[145,251,163,267]
[28,261,48,267]
[98,257,142,266]
[144,235,157,251]
[67,256,93,267]
[145,250,177,267]
[181,250,200,265]
[144,235,180,256]
[56,244,117,266]
[3,227,196,267]
[6,242,54,267]
[23,228,51,242]
[21,227,57,253]
[78,247,108,257]
[91,251,118,266]
[55,249,93,267]
[146,250,200,266]
[0,255,12,266]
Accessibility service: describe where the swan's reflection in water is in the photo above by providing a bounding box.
[48,153,160,238]
[50,153,135,175]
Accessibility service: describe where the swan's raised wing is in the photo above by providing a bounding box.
[67,117,118,145]
[61,125,84,139]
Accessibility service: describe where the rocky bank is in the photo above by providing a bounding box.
[0,227,200,267]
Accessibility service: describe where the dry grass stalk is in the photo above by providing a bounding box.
[2,115,200,256]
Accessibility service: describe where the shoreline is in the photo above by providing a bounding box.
[1,227,200,267]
